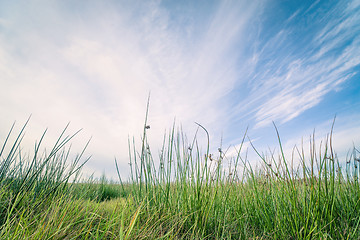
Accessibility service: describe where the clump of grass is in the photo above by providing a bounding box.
[114,110,360,239]
[1,112,359,239]
[0,119,90,233]
[0,119,145,239]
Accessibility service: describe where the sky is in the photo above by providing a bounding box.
[0,0,359,180]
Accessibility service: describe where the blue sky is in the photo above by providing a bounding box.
[0,0,359,179]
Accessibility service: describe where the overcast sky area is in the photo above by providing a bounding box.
[1,0,359,180]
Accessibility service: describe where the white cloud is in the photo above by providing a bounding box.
[0,0,263,179]
[0,0,358,181]
[239,1,360,129]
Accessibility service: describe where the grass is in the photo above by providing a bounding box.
[0,114,359,239]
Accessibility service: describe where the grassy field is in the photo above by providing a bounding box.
[1,117,360,239]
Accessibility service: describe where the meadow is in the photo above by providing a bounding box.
[0,116,359,239]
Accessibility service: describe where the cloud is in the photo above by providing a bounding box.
[254,83,327,128]
[0,0,263,179]
[0,0,358,180]
[232,1,360,129]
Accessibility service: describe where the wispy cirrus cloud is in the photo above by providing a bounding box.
[0,0,263,178]
[232,1,360,129]
[0,0,358,179]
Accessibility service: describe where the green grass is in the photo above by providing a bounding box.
[0,115,359,239]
